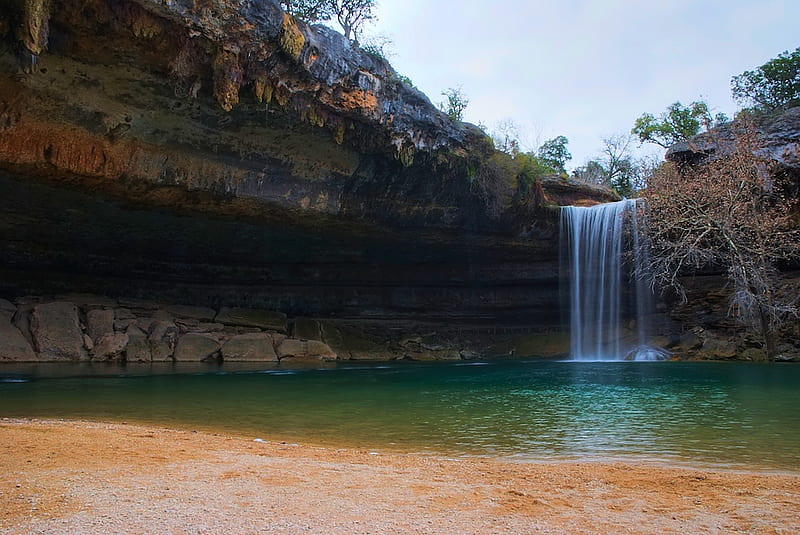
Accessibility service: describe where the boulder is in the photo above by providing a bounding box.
[30,301,86,360]
[215,307,287,332]
[125,332,152,362]
[86,309,115,343]
[148,320,180,361]
[277,338,336,360]
[91,333,130,361]
[173,333,221,361]
[222,333,278,362]
[0,319,38,361]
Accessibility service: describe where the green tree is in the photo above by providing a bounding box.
[280,0,375,41]
[439,86,469,121]
[280,1,333,22]
[536,136,571,174]
[731,48,800,111]
[632,101,720,148]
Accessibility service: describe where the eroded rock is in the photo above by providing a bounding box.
[92,333,130,361]
[222,333,278,362]
[277,338,336,360]
[0,319,38,361]
[174,333,221,361]
[86,309,115,343]
[31,301,85,360]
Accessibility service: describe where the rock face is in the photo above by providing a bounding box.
[0,0,616,357]
[664,108,800,361]
[30,302,85,360]
[667,107,800,181]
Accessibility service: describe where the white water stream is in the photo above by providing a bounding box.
[560,200,666,361]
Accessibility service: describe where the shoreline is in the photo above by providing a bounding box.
[2,419,799,534]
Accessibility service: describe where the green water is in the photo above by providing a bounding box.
[1,360,799,470]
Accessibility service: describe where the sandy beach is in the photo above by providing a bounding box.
[1,418,799,534]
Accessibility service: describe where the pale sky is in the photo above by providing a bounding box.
[350,0,800,170]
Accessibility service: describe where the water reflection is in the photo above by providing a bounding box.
[1,360,798,469]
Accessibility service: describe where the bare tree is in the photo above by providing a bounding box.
[329,0,376,41]
[490,118,521,155]
[644,124,800,358]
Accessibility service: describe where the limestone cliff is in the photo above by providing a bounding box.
[0,0,615,361]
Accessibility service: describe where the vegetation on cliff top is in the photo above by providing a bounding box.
[638,48,800,360]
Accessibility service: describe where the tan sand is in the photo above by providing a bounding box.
[1,418,799,534]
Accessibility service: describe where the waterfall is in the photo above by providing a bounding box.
[560,199,666,361]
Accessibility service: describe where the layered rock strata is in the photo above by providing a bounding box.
[0,294,572,362]
[0,1,617,363]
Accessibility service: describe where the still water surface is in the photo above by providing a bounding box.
[1,360,799,470]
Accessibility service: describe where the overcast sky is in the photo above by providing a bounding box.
[356,0,799,170]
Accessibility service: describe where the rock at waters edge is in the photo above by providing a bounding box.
[86,309,115,344]
[0,319,38,361]
[221,333,278,362]
[30,302,86,361]
[277,339,336,361]
[174,333,221,362]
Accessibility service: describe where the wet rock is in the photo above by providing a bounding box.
[321,322,386,360]
[740,347,769,361]
[277,339,336,360]
[92,333,130,361]
[174,333,221,361]
[215,307,288,332]
[222,333,278,362]
[30,302,86,360]
[0,319,38,361]
[86,309,115,343]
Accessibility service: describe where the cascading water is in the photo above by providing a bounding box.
[560,199,667,361]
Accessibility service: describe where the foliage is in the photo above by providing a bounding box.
[631,101,726,148]
[471,151,551,218]
[281,0,376,41]
[330,0,376,41]
[439,86,469,121]
[536,135,571,175]
[731,48,800,111]
[360,33,394,62]
[599,133,639,197]
[490,118,521,155]
[572,160,606,185]
[644,125,800,358]
[280,1,333,22]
